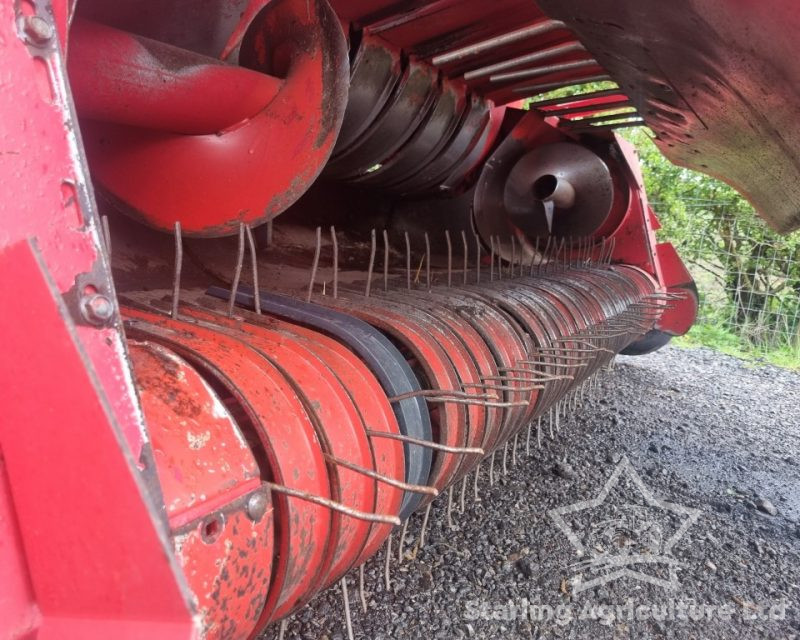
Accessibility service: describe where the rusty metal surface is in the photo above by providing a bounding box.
[175,304,376,594]
[129,340,273,640]
[208,287,434,521]
[121,306,333,629]
[317,295,468,492]
[348,291,486,486]
[536,0,800,233]
[192,297,405,565]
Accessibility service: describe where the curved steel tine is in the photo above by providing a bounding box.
[323,453,438,496]
[463,381,545,392]
[554,236,563,271]
[564,237,570,271]
[405,231,412,290]
[597,237,608,266]
[388,388,528,409]
[598,236,608,264]
[460,475,467,513]
[490,236,496,281]
[389,389,494,402]
[473,464,480,501]
[245,225,261,314]
[417,502,432,551]
[644,292,688,300]
[513,433,518,466]
[482,374,573,383]
[447,486,454,529]
[629,302,675,311]
[526,421,532,455]
[529,237,539,276]
[424,232,431,290]
[474,233,482,283]
[539,236,550,273]
[445,230,453,288]
[529,345,594,354]
[383,229,390,292]
[398,519,409,563]
[101,215,112,258]
[497,236,504,280]
[519,359,589,367]
[172,221,183,319]
[341,577,354,640]
[461,230,469,285]
[607,236,616,264]
[557,336,625,344]
[495,367,575,380]
[359,565,367,614]
[331,226,339,299]
[228,223,246,317]
[365,229,377,297]
[366,430,485,455]
[307,226,322,303]
[538,416,543,448]
[264,481,401,525]
[384,534,392,590]
[510,236,516,278]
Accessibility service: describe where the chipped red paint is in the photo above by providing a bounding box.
[129,341,273,640]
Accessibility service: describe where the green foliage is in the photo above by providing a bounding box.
[619,128,800,356]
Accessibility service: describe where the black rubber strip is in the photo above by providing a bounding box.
[208,285,433,520]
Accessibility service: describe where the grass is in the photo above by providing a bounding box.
[673,321,800,370]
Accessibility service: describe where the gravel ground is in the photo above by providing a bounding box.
[266,345,800,640]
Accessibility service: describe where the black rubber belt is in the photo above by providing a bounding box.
[208,285,433,520]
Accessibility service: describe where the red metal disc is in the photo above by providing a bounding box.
[318,295,467,494]
[453,285,539,444]
[176,304,376,594]
[129,340,274,640]
[361,291,487,486]
[210,305,405,566]
[444,286,533,451]
[377,289,501,464]
[121,306,332,629]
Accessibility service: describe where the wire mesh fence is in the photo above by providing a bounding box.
[653,200,800,352]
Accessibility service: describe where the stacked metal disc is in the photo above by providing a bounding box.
[324,33,498,195]
[118,250,667,638]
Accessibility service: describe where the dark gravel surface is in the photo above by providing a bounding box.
[265,345,800,639]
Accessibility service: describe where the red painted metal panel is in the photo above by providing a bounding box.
[0,241,195,639]
[0,0,148,466]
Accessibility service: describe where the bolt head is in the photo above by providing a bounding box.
[81,294,115,325]
[21,15,54,45]
[246,491,268,522]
